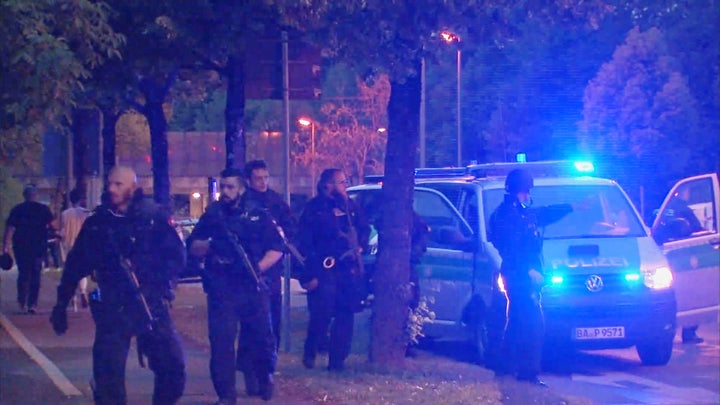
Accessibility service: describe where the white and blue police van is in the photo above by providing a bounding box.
[348,160,719,366]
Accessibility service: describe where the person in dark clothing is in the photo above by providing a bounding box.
[241,159,296,349]
[3,184,54,314]
[487,169,575,387]
[298,168,370,371]
[187,168,283,404]
[666,187,705,344]
[49,166,186,405]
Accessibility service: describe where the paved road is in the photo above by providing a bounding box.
[542,322,720,405]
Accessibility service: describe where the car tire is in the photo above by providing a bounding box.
[636,334,674,366]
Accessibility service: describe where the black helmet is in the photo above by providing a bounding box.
[505,169,534,194]
[0,253,13,271]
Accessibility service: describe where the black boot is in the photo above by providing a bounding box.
[243,371,260,397]
[258,373,274,401]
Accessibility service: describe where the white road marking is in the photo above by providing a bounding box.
[0,312,83,397]
[572,372,719,404]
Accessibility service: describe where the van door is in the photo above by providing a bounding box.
[413,187,475,330]
[652,173,720,327]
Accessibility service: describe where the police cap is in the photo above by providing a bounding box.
[505,169,534,194]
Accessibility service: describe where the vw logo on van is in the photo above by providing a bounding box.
[585,275,604,292]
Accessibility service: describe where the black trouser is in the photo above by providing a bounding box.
[90,297,186,405]
[499,288,544,379]
[14,251,43,309]
[208,283,276,402]
[304,279,355,369]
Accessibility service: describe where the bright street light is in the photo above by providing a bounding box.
[297,117,317,195]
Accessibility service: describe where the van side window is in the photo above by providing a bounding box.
[414,190,472,251]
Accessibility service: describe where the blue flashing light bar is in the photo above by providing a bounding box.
[625,273,641,282]
[551,275,564,285]
[573,161,595,173]
[362,159,598,184]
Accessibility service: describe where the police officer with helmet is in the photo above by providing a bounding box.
[187,167,282,403]
[488,168,575,386]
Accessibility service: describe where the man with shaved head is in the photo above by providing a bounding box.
[50,166,187,404]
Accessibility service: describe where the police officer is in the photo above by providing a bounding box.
[187,168,282,404]
[50,166,186,405]
[242,159,296,348]
[298,168,370,371]
[487,169,574,386]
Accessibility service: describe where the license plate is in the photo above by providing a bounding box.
[573,326,625,340]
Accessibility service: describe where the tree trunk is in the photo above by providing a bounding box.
[100,105,120,183]
[140,78,171,207]
[370,65,421,366]
[224,53,247,170]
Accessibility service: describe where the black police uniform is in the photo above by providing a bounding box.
[488,192,572,381]
[297,194,369,371]
[187,197,281,402]
[241,187,296,348]
[51,194,186,405]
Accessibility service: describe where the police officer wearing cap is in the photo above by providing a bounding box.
[298,168,370,371]
[187,167,282,404]
[488,168,575,386]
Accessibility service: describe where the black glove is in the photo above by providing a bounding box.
[50,305,68,335]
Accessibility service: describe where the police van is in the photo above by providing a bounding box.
[348,161,719,366]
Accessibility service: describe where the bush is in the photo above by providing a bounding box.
[0,167,23,238]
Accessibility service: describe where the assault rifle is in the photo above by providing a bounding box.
[216,214,263,291]
[339,199,364,277]
[267,215,305,267]
[119,257,156,333]
[106,227,156,335]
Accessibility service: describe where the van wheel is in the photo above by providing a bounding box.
[636,335,673,366]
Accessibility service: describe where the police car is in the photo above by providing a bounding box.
[349,160,720,366]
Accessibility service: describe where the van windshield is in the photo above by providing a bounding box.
[483,185,647,239]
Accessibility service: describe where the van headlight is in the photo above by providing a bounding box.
[642,266,673,290]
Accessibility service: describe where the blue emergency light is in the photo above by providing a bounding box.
[573,161,594,173]
[550,275,564,285]
[624,273,641,282]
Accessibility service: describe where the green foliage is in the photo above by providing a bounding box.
[580,26,708,205]
[0,167,23,238]
[169,88,227,131]
[292,74,389,184]
[0,0,123,169]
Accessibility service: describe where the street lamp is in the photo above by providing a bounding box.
[441,31,462,167]
[297,117,316,196]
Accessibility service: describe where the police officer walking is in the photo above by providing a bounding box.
[187,168,282,404]
[298,168,370,371]
[242,160,296,348]
[50,166,186,404]
[487,168,574,386]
